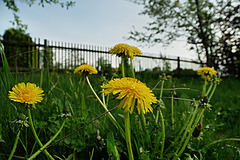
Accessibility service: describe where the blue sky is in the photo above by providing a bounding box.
[0,0,196,59]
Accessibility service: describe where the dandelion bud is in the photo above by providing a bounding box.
[192,123,203,137]
[97,135,101,141]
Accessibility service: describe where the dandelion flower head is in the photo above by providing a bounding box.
[131,46,142,56]
[109,43,142,59]
[74,64,98,75]
[197,67,217,79]
[66,71,71,74]
[9,82,44,104]
[101,77,157,114]
[167,75,172,78]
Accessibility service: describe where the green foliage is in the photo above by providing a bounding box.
[2,28,39,70]
[107,132,120,160]
[128,0,240,68]
[0,41,11,93]
[0,124,5,143]
[96,57,113,78]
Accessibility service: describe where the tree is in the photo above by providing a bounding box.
[128,0,240,69]
[2,0,75,30]
[2,28,37,70]
[213,1,240,76]
[2,28,56,72]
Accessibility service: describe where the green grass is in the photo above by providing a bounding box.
[1,65,240,159]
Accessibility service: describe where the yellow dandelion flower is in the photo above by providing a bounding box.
[197,67,217,79]
[131,46,142,56]
[101,77,157,114]
[110,43,142,59]
[66,71,71,74]
[167,75,172,78]
[9,82,44,104]
[74,64,98,75]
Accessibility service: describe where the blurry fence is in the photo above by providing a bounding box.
[0,38,204,73]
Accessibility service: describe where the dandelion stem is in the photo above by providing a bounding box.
[159,108,165,158]
[27,108,55,160]
[202,138,240,150]
[202,78,208,96]
[171,94,175,130]
[8,129,21,160]
[155,79,165,124]
[86,76,125,139]
[140,109,146,132]
[208,83,217,101]
[28,119,66,160]
[159,80,165,99]
[156,78,166,158]
[121,57,133,159]
[130,59,135,79]
[124,111,134,160]
[206,82,213,96]
[102,91,106,106]
[121,56,125,77]
[86,76,105,108]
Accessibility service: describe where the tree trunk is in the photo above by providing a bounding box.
[195,0,212,67]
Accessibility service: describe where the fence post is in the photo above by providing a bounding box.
[44,39,48,68]
[177,56,181,76]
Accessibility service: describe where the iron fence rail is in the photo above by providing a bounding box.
[0,38,204,73]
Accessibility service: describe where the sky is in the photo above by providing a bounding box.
[0,0,197,60]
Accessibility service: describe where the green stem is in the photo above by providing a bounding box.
[174,108,205,160]
[140,109,146,132]
[86,76,106,108]
[40,69,43,88]
[202,138,240,150]
[27,109,55,160]
[206,82,213,96]
[86,76,125,139]
[28,119,66,160]
[130,59,135,79]
[124,111,134,160]
[171,94,175,130]
[8,130,21,160]
[102,91,106,106]
[156,80,165,124]
[202,78,207,96]
[208,83,217,101]
[156,78,166,157]
[159,80,165,99]
[121,57,125,78]
[121,57,133,159]
[159,108,165,158]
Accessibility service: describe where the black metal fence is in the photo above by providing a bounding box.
[0,38,204,73]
